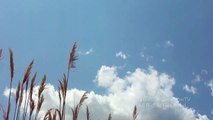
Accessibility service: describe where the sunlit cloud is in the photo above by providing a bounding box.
[3,66,209,120]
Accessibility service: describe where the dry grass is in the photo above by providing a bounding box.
[108,113,112,120]
[0,48,2,60]
[133,105,138,120]
[0,43,139,120]
[86,106,90,120]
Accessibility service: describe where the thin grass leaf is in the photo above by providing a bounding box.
[86,106,90,120]
[35,95,44,120]
[133,105,138,120]
[0,48,2,60]
[13,81,21,120]
[16,85,24,120]
[108,113,112,120]
[29,97,35,120]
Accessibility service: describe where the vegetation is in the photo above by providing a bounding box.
[0,43,138,120]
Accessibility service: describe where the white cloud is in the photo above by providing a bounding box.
[116,51,127,60]
[85,48,93,55]
[192,75,201,83]
[4,66,209,120]
[94,65,118,88]
[78,48,93,55]
[165,41,174,47]
[183,84,197,94]
[208,80,213,96]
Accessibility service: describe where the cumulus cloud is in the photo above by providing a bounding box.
[78,48,93,55]
[116,51,127,60]
[165,41,174,47]
[4,66,209,120]
[208,80,213,96]
[183,84,197,94]
[94,66,118,88]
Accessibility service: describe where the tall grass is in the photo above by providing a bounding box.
[0,43,138,120]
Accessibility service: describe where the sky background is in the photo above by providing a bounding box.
[0,0,213,120]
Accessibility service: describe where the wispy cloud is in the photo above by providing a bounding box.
[208,80,213,96]
[165,40,174,47]
[192,75,201,83]
[192,69,208,84]
[85,48,93,55]
[116,51,127,60]
[183,84,197,94]
[140,52,153,62]
[78,48,93,55]
[201,69,208,75]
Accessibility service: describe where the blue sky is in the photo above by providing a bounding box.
[0,0,213,120]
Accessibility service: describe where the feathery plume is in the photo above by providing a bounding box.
[9,49,14,80]
[68,42,77,70]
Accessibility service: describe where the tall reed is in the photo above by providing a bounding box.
[5,49,15,120]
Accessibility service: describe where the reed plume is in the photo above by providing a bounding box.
[16,84,24,120]
[68,42,77,70]
[0,43,141,120]
[5,49,15,120]
[22,60,34,120]
[71,92,88,120]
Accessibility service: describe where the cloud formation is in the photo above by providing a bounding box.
[208,80,213,96]
[183,84,197,94]
[4,66,209,120]
[116,51,127,60]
